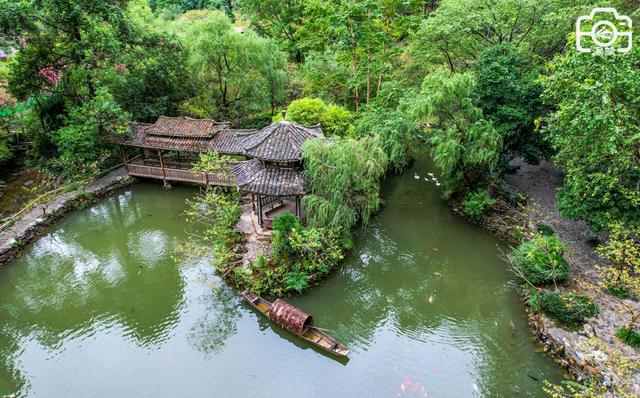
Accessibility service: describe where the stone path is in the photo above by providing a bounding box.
[236,203,271,269]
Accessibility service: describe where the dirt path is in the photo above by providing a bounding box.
[504,158,639,395]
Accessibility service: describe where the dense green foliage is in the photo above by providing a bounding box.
[510,234,570,286]
[476,45,545,164]
[271,212,304,258]
[274,97,355,137]
[616,326,640,348]
[234,212,345,295]
[0,0,192,175]
[529,290,599,329]
[302,136,388,231]
[463,189,496,221]
[411,68,502,196]
[541,46,640,231]
[171,10,287,119]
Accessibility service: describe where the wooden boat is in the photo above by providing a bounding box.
[242,291,349,357]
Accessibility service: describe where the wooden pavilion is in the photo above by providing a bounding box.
[231,114,322,229]
[103,113,323,229]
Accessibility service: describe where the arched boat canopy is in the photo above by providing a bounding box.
[268,299,313,336]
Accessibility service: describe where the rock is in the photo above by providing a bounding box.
[591,350,608,365]
[582,323,595,337]
[23,180,34,187]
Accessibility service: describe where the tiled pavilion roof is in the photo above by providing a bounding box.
[103,118,252,154]
[231,158,305,196]
[239,121,323,162]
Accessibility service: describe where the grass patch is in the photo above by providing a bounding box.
[529,290,599,329]
[616,327,640,348]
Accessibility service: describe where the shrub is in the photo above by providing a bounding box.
[509,234,569,285]
[537,223,555,236]
[274,97,355,136]
[272,212,303,259]
[530,290,599,329]
[285,269,309,293]
[616,327,640,348]
[463,189,496,220]
[597,222,640,299]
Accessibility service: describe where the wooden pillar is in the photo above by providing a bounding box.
[120,145,128,173]
[295,195,301,218]
[158,149,171,189]
[257,195,263,227]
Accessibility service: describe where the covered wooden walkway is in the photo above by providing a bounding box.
[124,159,236,187]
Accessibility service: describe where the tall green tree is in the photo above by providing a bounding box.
[236,0,307,61]
[411,68,502,196]
[0,0,190,170]
[299,0,423,110]
[302,136,388,230]
[408,0,594,74]
[475,44,545,164]
[541,46,640,230]
[172,10,288,119]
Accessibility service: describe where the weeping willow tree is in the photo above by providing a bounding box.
[411,68,502,197]
[302,136,388,231]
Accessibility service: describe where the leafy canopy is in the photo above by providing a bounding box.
[541,46,640,230]
[302,135,388,230]
[411,67,502,196]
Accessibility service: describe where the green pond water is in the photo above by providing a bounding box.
[0,159,565,397]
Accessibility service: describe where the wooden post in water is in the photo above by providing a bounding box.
[158,150,171,189]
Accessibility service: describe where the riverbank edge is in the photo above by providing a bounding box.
[451,162,639,395]
[0,168,134,265]
[450,200,600,383]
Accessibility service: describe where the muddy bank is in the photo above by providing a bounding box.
[0,168,133,264]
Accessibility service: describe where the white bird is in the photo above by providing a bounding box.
[435,182,441,186]
[431,176,437,181]
[424,177,429,181]
[414,173,420,179]
[427,172,434,177]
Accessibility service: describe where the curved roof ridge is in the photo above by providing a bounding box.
[240,121,323,162]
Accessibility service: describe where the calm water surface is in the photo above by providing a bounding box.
[0,160,565,397]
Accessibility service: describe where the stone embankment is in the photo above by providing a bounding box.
[0,168,133,264]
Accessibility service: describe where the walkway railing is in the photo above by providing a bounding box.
[126,161,236,187]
